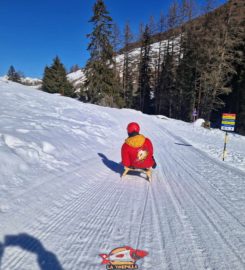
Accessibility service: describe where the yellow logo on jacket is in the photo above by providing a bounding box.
[137,149,148,161]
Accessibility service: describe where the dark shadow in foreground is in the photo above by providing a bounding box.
[0,233,63,270]
[174,143,192,147]
[98,153,124,175]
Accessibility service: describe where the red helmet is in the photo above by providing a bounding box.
[127,122,140,133]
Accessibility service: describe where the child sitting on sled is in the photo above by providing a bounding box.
[121,122,156,180]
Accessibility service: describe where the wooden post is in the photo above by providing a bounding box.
[222,131,228,161]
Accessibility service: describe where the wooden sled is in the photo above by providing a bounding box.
[122,167,152,181]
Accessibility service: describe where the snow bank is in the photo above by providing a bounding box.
[193,118,205,127]
[156,117,245,172]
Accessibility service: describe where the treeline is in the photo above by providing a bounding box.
[6,0,244,134]
[6,65,42,86]
[42,56,75,97]
[7,59,76,94]
[82,0,245,134]
[7,65,21,83]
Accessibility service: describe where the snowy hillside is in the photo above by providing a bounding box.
[67,69,85,88]
[66,37,179,89]
[0,80,245,270]
[20,77,42,86]
[0,75,42,87]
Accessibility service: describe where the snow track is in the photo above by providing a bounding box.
[0,82,244,269]
[151,125,245,270]
[2,133,244,269]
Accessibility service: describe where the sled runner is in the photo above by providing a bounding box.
[122,167,152,181]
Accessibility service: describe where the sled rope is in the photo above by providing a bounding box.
[135,183,150,249]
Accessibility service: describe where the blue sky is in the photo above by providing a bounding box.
[0,0,227,78]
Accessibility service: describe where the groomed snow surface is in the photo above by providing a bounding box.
[0,79,244,270]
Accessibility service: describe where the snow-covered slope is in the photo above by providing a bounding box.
[0,75,42,87]
[0,80,244,270]
[66,37,180,88]
[67,69,85,88]
[20,77,42,86]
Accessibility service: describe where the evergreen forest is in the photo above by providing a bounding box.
[16,0,243,135]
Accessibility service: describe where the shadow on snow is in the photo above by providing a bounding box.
[0,233,63,270]
[174,142,192,147]
[98,153,148,180]
[98,153,124,176]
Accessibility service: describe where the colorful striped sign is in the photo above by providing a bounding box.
[221,113,236,131]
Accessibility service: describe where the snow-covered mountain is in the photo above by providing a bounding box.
[20,76,42,86]
[67,69,85,89]
[66,36,179,91]
[0,75,42,87]
[0,80,244,270]
[67,0,245,91]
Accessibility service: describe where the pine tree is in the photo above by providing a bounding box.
[112,23,121,71]
[42,56,74,97]
[222,1,245,134]
[158,2,179,118]
[70,64,80,73]
[237,64,245,134]
[7,65,21,83]
[195,1,240,120]
[154,12,166,114]
[111,22,125,106]
[149,16,157,36]
[158,48,176,117]
[137,25,152,114]
[122,22,134,108]
[173,0,197,120]
[83,0,123,108]
[175,29,198,121]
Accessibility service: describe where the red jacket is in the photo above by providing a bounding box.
[121,134,154,169]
